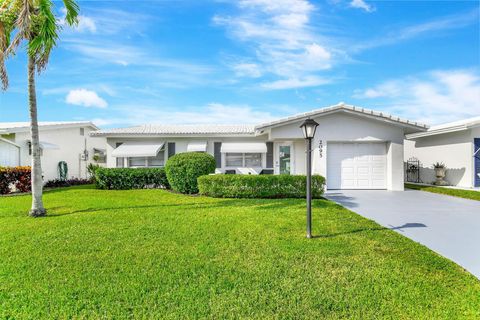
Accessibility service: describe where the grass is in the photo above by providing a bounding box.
[0,186,479,319]
[405,183,480,201]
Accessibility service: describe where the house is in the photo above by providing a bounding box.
[91,103,428,191]
[0,121,106,181]
[405,117,480,189]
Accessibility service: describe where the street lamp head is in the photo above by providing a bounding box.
[300,118,319,139]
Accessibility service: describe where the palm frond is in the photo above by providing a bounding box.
[61,0,79,26]
[29,0,58,63]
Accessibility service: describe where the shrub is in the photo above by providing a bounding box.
[198,174,325,199]
[0,166,31,195]
[87,163,101,178]
[165,152,216,194]
[44,178,92,188]
[94,167,170,190]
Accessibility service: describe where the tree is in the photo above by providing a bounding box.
[0,0,79,216]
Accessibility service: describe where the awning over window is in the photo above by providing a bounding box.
[187,141,207,152]
[221,142,267,153]
[27,140,59,150]
[112,142,165,157]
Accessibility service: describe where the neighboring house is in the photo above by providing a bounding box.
[91,103,427,191]
[0,121,106,181]
[405,117,480,189]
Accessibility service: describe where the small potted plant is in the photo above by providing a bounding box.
[432,162,448,186]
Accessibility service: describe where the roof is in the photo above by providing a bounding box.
[406,116,480,139]
[0,121,99,133]
[255,103,429,133]
[91,124,256,137]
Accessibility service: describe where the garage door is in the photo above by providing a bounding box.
[327,142,387,189]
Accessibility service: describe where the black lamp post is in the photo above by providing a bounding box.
[300,118,319,238]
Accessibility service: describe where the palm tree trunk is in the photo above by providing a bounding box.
[28,55,46,217]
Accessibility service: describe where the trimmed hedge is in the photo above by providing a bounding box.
[0,166,31,194]
[198,174,325,199]
[165,153,216,194]
[44,178,93,188]
[94,167,170,190]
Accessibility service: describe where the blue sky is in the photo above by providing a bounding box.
[0,0,479,128]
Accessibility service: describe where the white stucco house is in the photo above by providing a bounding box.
[405,117,480,189]
[0,121,106,181]
[91,103,428,191]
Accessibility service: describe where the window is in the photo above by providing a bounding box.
[128,148,165,168]
[225,153,262,167]
[226,153,243,167]
[128,157,147,167]
[245,153,262,167]
[80,128,85,136]
[148,152,165,167]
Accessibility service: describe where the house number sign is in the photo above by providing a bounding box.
[318,140,323,158]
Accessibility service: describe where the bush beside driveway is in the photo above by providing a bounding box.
[0,186,479,319]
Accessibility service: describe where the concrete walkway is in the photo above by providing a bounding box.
[325,189,480,279]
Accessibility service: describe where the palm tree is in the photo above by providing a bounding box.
[0,0,79,216]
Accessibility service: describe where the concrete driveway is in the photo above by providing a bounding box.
[325,189,480,279]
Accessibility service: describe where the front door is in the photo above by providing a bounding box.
[276,142,293,175]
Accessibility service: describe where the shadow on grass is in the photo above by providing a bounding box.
[44,185,96,194]
[312,222,427,238]
[45,195,333,218]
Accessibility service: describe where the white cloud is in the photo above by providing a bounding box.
[76,16,97,33]
[66,89,108,109]
[232,63,262,78]
[353,69,480,124]
[214,0,336,89]
[60,8,96,33]
[93,103,279,127]
[261,76,331,90]
[350,0,375,13]
[61,8,150,35]
[355,9,478,51]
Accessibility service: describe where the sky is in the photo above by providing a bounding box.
[0,0,479,128]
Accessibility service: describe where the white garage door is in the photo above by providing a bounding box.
[327,142,387,189]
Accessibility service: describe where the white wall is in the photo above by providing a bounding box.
[405,127,478,188]
[269,112,406,190]
[13,126,106,181]
[0,140,20,167]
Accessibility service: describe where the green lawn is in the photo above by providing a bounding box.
[405,183,480,201]
[1,186,479,319]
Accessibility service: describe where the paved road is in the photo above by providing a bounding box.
[325,189,480,279]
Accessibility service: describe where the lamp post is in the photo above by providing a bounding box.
[300,118,319,238]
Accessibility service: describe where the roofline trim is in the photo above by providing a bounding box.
[254,103,429,131]
[0,122,99,133]
[89,133,258,138]
[406,124,470,139]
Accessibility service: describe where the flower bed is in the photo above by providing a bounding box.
[0,166,31,195]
